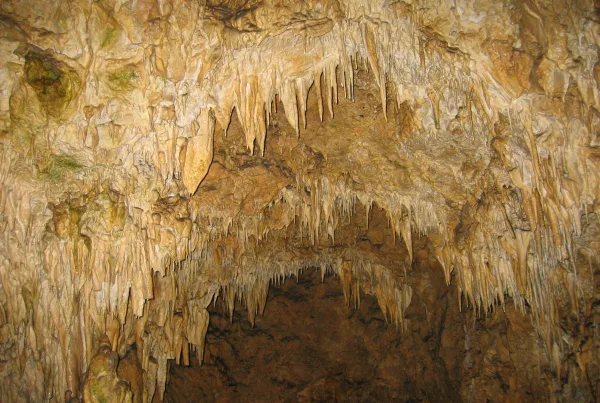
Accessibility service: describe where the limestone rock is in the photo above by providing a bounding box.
[83,337,133,403]
[0,0,598,401]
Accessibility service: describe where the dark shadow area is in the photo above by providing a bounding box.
[163,267,460,402]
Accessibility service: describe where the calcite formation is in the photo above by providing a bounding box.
[0,0,598,401]
[83,335,132,403]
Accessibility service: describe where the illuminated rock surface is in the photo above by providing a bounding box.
[0,0,599,401]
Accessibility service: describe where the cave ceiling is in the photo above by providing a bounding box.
[0,0,599,401]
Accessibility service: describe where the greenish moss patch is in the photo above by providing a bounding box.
[41,154,83,183]
[101,27,117,48]
[390,160,407,170]
[107,69,139,92]
[24,51,80,117]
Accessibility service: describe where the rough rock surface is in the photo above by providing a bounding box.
[165,266,458,403]
[0,0,599,401]
[83,336,132,403]
[166,210,600,403]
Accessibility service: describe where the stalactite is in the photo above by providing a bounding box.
[0,0,598,401]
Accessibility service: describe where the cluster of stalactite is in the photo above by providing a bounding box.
[0,0,598,401]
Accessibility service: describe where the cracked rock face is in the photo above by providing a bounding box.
[0,0,599,401]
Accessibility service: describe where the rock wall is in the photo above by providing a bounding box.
[0,0,598,401]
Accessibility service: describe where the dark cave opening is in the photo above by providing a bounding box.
[160,251,567,403]
[162,266,460,402]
